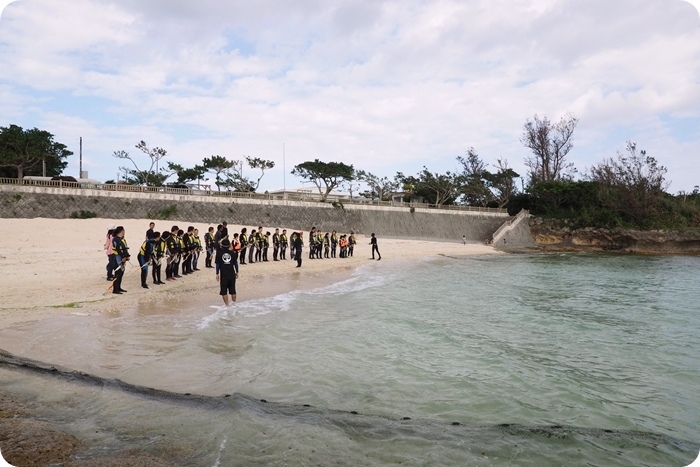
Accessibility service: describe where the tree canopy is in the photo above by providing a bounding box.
[521,113,578,185]
[587,141,669,226]
[112,140,169,186]
[291,159,355,201]
[0,124,72,179]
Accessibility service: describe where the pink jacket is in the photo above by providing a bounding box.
[104,234,114,255]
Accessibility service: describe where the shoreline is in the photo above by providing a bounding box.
[0,217,502,466]
[0,218,500,328]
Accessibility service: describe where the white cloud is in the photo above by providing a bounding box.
[0,0,698,192]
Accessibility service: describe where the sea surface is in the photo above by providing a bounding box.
[0,253,699,466]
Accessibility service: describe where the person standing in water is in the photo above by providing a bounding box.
[370,233,381,260]
[215,238,239,307]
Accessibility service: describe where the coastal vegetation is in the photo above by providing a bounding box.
[0,124,71,179]
[2,115,697,231]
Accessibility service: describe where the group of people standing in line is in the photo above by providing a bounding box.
[103,222,381,303]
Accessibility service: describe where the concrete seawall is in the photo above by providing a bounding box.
[0,185,511,242]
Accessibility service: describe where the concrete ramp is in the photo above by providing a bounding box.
[490,209,535,249]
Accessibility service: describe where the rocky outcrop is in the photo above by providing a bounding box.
[529,220,700,254]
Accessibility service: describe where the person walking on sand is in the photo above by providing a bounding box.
[215,238,239,307]
[462,234,467,245]
[370,233,381,260]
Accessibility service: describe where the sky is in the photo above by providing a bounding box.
[0,0,698,194]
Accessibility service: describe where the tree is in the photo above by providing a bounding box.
[0,124,72,179]
[166,162,207,185]
[483,159,520,208]
[245,156,275,192]
[587,141,669,226]
[456,148,490,206]
[356,170,398,201]
[521,113,578,185]
[291,159,355,201]
[222,160,254,192]
[416,167,459,205]
[202,155,236,191]
[343,178,362,200]
[395,172,418,202]
[112,140,169,186]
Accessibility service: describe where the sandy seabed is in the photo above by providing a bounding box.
[0,217,501,466]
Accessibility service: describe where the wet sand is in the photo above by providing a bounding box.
[0,217,501,465]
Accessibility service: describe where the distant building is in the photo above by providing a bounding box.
[267,187,351,202]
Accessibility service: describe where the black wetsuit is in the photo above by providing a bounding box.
[370,236,381,260]
[216,247,239,296]
[293,235,303,267]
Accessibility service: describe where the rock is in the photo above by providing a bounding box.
[530,223,700,254]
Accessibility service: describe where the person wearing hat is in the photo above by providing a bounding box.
[215,238,239,307]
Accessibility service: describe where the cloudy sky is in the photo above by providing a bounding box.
[0,0,698,193]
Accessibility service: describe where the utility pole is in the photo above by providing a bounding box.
[79,137,83,178]
[283,142,286,199]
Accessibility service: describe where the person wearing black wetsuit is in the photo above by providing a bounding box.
[293,232,303,268]
[370,233,381,260]
[215,239,239,307]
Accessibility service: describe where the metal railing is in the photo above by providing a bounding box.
[0,177,508,214]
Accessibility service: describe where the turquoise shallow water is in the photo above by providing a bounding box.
[1,253,699,465]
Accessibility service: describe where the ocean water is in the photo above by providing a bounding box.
[0,253,699,466]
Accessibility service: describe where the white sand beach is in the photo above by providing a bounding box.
[0,218,501,328]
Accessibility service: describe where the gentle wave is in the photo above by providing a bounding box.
[197,264,391,330]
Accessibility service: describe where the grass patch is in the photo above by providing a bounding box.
[69,210,97,219]
[52,302,80,308]
[147,204,178,220]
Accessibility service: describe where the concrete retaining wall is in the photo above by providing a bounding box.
[0,185,511,242]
